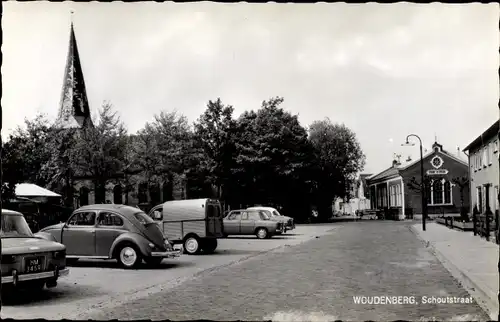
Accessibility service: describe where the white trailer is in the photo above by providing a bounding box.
[148,198,224,255]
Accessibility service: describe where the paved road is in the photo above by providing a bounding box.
[83,222,489,321]
[1,225,333,320]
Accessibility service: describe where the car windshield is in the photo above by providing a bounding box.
[134,212,155,226]
[1,214,34,238]
[272,210,282,217]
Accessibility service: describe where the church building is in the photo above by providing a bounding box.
[55,22,187,209]
[366,142,470,220]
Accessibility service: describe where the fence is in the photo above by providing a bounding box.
[472,211,499,244]
[5,201,74,233]
[437,216,474,232]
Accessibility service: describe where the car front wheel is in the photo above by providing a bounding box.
[256,228,268,239]
[117,244,142,269]
[183,236,201,255]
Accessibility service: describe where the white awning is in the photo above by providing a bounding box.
[15,183,61,198]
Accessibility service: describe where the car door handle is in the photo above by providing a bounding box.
[89,230,95,234]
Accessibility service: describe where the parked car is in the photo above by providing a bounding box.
[148,198,224,255]
[223,209,284,239]
[1,209,69,291]
[225,209,287,234]
[247,206,295,231]
[37,204,180,269]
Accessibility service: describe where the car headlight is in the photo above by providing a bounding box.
[148,243,155,248]
[53,250,66,259]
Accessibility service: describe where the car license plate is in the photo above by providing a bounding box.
[24,256,44,273]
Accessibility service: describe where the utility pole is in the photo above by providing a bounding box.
[403,134,426,230]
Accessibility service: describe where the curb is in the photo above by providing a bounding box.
[409,225,497,320]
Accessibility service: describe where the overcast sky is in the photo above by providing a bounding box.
[2,2,499,174]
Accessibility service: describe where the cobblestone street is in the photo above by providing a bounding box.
[84,222,489,321]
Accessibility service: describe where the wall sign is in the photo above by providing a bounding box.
[427,169,448,175]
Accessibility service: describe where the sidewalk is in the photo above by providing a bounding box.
[410,222,499,320]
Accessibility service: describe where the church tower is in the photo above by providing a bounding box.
[54,21,93,129]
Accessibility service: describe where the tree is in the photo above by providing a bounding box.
[128,128,162,204]
[132,110,194,203]
[149,110,193,178]
[407,175,432,194]
[43,128,80,207]
[308,118,366,220]
[232,97,315,219]
[193,98,237,200]
[452,176,469,220]
[1,113,54,201]
[72,102,128,203]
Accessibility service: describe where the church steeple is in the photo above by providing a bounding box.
[55,19,93,129]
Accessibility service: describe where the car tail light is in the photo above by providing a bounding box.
[164,241,173,251]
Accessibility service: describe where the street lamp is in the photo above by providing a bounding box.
[402,134,427,231]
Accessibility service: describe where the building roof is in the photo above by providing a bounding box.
[398,143,468,170]
[463,121,499,152]
[15,183,61,197]
[54,22,93,130]
[359,173,372,180]
[367,141,468,184]
[367,166,400,182]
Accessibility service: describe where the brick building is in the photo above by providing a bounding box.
[463,121,499,216]
[367,142,470,220]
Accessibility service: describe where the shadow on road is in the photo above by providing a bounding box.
[1,283,104,307]
[196,249,259,256]
[67,259,195,270]
[224,236,294,240]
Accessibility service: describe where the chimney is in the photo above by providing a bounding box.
[392,153,402,167]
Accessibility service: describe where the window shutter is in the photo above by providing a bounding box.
[495,186,499,211]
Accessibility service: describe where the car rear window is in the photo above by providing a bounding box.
[134,212,155,225]
[207,204,222,218]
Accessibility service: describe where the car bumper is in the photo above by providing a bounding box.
[150,250,181,258]
[2,268,70,284]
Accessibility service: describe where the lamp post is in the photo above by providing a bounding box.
[402,134,427,231]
